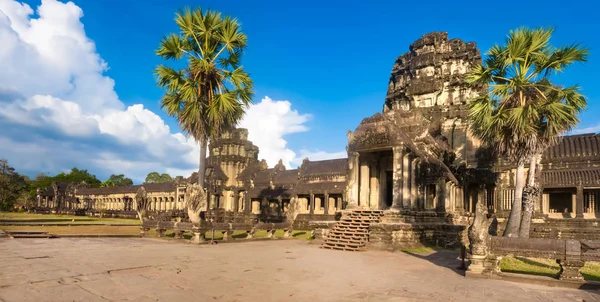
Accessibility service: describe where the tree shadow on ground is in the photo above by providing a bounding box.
[402,249,466,276]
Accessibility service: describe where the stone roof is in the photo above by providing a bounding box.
[542,169,600,187]
[299,158,347,177]
[273,169,298,185]
[78,183,177,195]
[542,134,600,163]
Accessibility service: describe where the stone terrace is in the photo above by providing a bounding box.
[0,238,598,301]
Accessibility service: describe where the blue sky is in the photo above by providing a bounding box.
[0,0,598,182]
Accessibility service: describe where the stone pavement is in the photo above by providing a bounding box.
[0,238,598,302]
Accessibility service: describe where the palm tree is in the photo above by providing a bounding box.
[155,7,254,188]
[467,27,588,237]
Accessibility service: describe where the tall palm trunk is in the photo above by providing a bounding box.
[504,163,525,237]
[198,138,207,187]
[519,153,541,238]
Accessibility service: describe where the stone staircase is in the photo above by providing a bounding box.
[3,230,57,239]
[321,209,384,251]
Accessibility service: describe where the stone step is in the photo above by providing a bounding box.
[330,229,369,235]
[322,241,365,249]
[320,245,365,252]
[8,233,57,239]
[324,237,365,244]
[6,230,49,234]
[332,226,369,232]
[326,235,368,242]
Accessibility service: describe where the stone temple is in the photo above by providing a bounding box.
[36,32,600,247]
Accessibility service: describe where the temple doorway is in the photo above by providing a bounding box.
[385,171,393,208]
[548,191,573,215]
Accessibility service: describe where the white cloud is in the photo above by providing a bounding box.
[0,0,345,182]
[0,0,197,181]
[572,124,600,135]
[239,96,310,168]
[291,149,348,167]
[239,96,346,168]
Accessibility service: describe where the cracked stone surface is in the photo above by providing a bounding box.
[0,238,598,301]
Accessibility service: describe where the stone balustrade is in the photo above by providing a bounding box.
[140,220,293,243]
[468,236,600,281]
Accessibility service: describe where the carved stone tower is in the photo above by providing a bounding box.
[385,32,483,166]
[205,128,260,210]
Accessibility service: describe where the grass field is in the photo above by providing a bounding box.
[0,212,140,225]
[499,256,600,281]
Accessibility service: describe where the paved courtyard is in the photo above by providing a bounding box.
[0,238,598,301]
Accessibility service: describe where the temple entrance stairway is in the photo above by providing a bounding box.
[321,209,384,251]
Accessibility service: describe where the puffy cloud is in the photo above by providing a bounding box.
[239,96,311,168]
[0,0,345,182]
[572,124,600,135]
[0,0,197,181]
[291,149,348,167]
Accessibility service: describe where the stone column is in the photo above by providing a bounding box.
[324,193,329,215]
[392,145,404,209]
[233,190,239,213]
[336,196,342,211]
[346,152,360,208]
[369,161,379,209]
[576,185,584,218]
[244,193,251,214]
[436,178,446,212]
[359,157,370,207]
[402,153,410,208]
[410,158,418,210]
[309,192,315,215]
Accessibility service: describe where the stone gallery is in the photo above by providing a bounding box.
[36,32,600,248]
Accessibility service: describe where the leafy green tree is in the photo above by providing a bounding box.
[144,172,173,184]
[155,7,254,187]
[107,174,133,186]
[53,168,102,187]
[467,27,588,237]
[0,160,30,211]
[100,180,115,187]
[28,168,102,199]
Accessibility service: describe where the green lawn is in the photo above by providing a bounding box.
[0,212,140,225]
[500,256,600,281]
[1,225,142,235]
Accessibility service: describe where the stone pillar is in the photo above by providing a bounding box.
[392,145,404,209]
[346,152,360,208]
[369,161,379,209]
[402,153,410,208]
[410,158,418,210]
[309,192,315,215]
[244,193,251,214]
[436,178,446,212]
[359,157,370,207]
[576,185,584,218]
[233,190,239,213]
[324,193,329,215]
[336,196,342,211]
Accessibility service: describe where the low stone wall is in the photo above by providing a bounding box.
[369,223,466,250]
[293,214,337,230]
[531,218,600,240]
[308,221,337,240]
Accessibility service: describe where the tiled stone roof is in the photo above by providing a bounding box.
[542,133,600,163]
[299,158,347,176]
[542,169,600,187]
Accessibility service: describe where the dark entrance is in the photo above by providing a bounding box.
[385,171,393,208]
[549,192,573,214]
